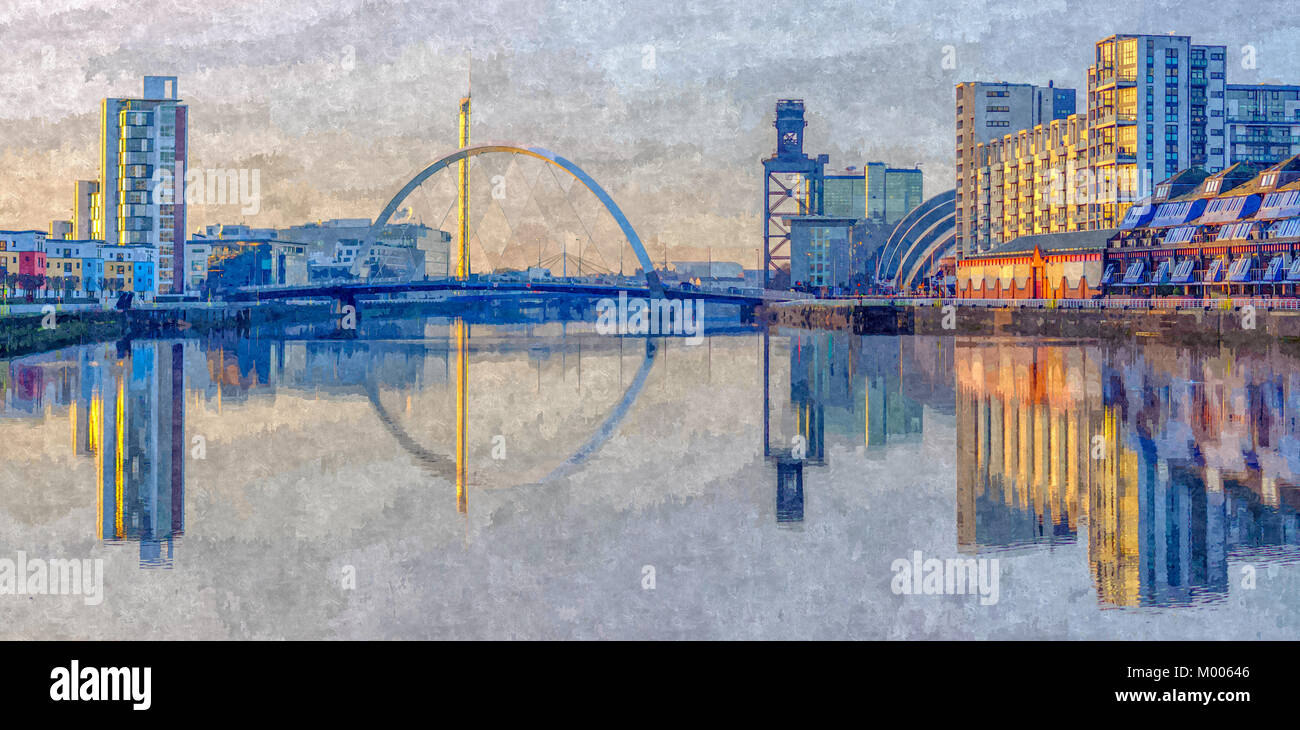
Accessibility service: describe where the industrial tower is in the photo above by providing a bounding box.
[761,100,827,289]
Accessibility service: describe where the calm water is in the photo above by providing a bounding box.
[2,314,1299,639]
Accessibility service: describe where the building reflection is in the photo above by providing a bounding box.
[957,340,1300,607]
[8,320,1295,608]
[2,326,443,569]
[99,342,186,566]
[764,330,952,524]
[2,341,191,568]
[775,458,805,524]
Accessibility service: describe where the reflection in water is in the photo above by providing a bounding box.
[2,318,692,569]
[956,340,1300,607]
[764,331,954,524]
[455,317,468,514]
[44,341,186,568]
[3,314,1300,628]
[775,458,804,524]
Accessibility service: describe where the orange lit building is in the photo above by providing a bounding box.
[955,229,1111,299]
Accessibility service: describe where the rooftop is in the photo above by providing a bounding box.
[965,229,1118,259]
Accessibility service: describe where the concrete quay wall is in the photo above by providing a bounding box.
[764,301,1300,344]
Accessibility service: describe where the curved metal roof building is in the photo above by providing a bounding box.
[874,189,956,290]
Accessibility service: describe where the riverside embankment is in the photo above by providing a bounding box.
[763,298,1300,345]
[0,301,335,358]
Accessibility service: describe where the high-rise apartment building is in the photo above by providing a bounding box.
[95,76,188,294]
[1226,84,1300,165]
[955,81,1076,255]
[1085,35,1226,230]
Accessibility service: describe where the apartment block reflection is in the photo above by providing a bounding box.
[956,340,1300,607]
[956,343,1098,552]
[95,341,187,568]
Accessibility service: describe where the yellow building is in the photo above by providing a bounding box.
[975,113,1088,250]
[0,251,19,275]
[104,261,135,292]
[962,34,1229,255]
[45,256,84,292]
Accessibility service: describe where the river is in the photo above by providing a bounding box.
[2,313,1298,638]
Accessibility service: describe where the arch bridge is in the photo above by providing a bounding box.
[366,143,665,297]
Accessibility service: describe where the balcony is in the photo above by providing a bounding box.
[1094,66,1138,89]
[1093,106,1138,127]
[1230,133,1295,145]
[1093,146,1138,165]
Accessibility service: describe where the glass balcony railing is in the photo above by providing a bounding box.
[1095,66,1137,86]
[1094,107,1139,126]
[1093,146,1138,165]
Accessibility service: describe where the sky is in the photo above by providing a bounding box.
[1,0,1297,264]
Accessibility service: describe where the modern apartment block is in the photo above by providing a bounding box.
[1226,84,1300,165]
[95,76,188,294]
[955,81,1076,256]
[959,35,1236,253]
[1085,35,1227,230]
[972,113,1089,251]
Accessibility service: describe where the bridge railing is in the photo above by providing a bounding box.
[799,296,1300,311]
[943,297,1300,311]
[236,275,421,293]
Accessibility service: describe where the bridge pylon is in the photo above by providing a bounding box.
[457,93,471,280]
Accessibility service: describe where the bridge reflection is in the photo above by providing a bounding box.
[0,316,722,567]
